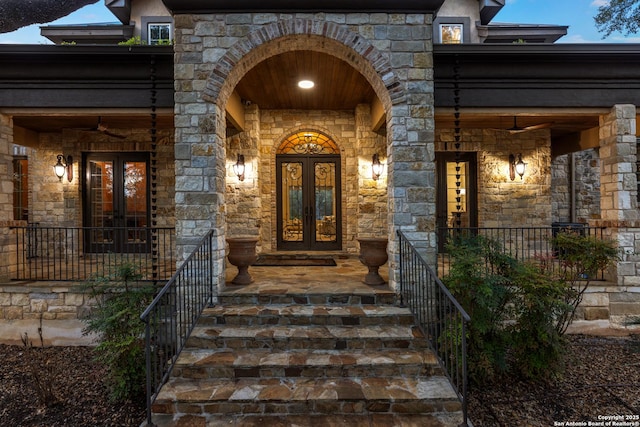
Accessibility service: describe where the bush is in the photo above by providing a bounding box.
[82,262,156,402]
[443,232,618,384]
[550,231,619,334]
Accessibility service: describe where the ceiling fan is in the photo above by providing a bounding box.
[493,117,553,135]
[78,117,126,139]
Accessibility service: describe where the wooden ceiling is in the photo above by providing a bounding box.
[234,51,377,110]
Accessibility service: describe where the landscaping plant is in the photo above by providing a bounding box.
[82,262,156,402]
[443,231,618,384]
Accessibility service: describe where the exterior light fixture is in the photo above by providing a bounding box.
[233,154,245,181]
[54,154,73,182]
[372,153,383,180]
[509,153,526,181]
[298,80,314,89]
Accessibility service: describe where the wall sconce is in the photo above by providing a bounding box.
[509,153,526,181]
[233,153,245,181]
[53,154,73,182]
[372,153,383,180]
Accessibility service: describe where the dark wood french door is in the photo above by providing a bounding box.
[83,153,150,253]
[276,155,341,251]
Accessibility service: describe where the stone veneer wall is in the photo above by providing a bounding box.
[595,105,640,322]
[225,106,387,254]
[0,113,18,282]
[173,12,435,289]
[0,284,96,345]
[551,149,601,224]
[436,128,552,228]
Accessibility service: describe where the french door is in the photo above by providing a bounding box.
[276,155,341,250]
[84,153,150,253]
[436,152,478,252]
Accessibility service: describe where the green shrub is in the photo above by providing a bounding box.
[82,262,155,402]
[443,235,516,382]
[443,232,618,384]
[551,231,619,334]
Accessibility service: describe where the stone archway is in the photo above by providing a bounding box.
[172,13,436,291]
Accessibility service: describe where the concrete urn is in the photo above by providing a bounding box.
[357,237,388,285]
[226,237,259,285]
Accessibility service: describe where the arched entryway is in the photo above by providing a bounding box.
[275,131,342,251]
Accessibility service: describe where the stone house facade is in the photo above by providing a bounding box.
[1,0,640,345]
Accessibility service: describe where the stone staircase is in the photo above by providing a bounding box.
[151,286,463,426]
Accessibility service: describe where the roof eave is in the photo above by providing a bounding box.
[161,0,446,13]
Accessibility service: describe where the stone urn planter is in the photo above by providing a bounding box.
[357,237,388,285]
[226,237,259,285]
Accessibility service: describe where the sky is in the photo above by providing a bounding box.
[0,0,637,44]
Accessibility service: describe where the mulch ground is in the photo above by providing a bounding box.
[0,334,638,427]
[0,344,145,427]
[468,334,640,426]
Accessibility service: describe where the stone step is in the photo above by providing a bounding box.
[217,291,397,306]
[171,348,442,380]
[200,304,415,326]
[152,376,462,417]
[185,324,429,351]
[152,412,463,426]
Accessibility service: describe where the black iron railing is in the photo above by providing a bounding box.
[9,225,175,282]
[397,230,470,427]
[140,229,216,427]
[437,225,608,280]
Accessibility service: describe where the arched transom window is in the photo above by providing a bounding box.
[277,131,339,155]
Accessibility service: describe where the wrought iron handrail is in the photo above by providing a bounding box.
[9,225,175,282]
[140,229,216,427]
[437,225,608,280]
[397,230,470,427]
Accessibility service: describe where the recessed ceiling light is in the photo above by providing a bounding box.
[298,80,315,89]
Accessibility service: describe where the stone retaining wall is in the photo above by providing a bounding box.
[0,283,96,346]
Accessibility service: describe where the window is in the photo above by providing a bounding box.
[147,23,171,45]
[433,17,470,44]
[440,24,463,44]
[13,156,28,221]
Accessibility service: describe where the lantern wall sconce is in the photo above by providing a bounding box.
[233,154,245,181]
[372,153,383,180]
[509,153,526,181]
[54,154,73,182]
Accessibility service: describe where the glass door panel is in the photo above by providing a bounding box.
[436,152,477,253]
[124,161,148,247]
[314,162,337,243]
[88,159,115,250]
[281,162,304,243]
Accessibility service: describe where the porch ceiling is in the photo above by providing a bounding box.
[234,51,377,110]
[434,110,603,138]
[10,110,175,133]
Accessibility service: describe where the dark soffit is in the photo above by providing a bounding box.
[161,0,446,13]
[433,44,640,108]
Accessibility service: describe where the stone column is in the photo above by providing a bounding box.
[386,13,437,284]
[597,104,640,322]
[0,114,15,282]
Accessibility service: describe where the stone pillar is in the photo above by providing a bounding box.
[174,48,226,292]
[597,104,640,322]
[0,114,15,282]
[599,104,637,223]
[386,13,437,278]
